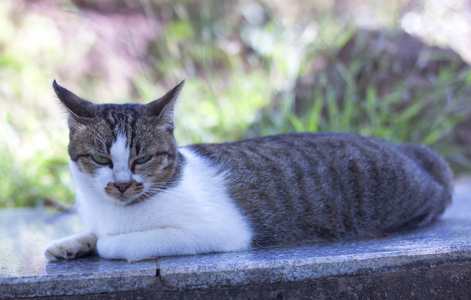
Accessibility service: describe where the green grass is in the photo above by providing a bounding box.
[280,66,470,145]
[1,0,470,208]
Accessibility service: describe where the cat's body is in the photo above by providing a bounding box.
[190,133,452,247]
[44,81,452,261]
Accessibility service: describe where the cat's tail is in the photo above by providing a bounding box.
[398,144,453,209]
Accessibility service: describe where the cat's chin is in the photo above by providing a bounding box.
[110,193,152,206]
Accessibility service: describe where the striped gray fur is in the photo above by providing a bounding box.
[189,132,452,246]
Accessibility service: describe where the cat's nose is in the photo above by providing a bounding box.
[114,182,131,193]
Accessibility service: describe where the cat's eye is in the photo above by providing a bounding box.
[135,155,152,164]
[92,155,112,165]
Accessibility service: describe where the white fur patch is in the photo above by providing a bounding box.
[110,133,131,183]
[70,147,253,260]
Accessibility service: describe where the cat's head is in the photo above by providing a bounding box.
[54,80,185,206]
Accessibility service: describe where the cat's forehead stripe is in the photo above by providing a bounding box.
[99,104,140,136]
[98,104,144,152]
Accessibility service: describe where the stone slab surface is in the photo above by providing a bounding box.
[0,177,470,299]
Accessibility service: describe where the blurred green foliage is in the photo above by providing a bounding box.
[0,0,470,208]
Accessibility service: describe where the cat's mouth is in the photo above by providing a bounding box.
[104,180,147,205]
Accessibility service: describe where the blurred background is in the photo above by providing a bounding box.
[1,0,470,208]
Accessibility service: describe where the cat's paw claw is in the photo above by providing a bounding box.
[44,242,81,261]
[44,233,97,262]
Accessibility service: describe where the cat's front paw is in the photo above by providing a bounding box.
[44,232,97,261]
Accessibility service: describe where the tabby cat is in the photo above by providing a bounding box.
[44,80,453,261]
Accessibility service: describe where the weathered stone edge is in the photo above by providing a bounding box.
[0,270,158,299]
[158,246,471,290]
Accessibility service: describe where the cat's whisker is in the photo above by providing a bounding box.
[41,180,77,210]
[142,186,180,197]
[147,180,182,191]
[171,161,186,168]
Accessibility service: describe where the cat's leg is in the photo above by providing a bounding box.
[97,229,196,260]
[44,232,97,261]
[97,228,249,260]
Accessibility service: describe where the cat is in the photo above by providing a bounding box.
[44,80,453,261]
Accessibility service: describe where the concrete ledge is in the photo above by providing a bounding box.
[1,177,470,299]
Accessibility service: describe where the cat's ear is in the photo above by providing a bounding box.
[146,80,185,129]
[53,80,96,119]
